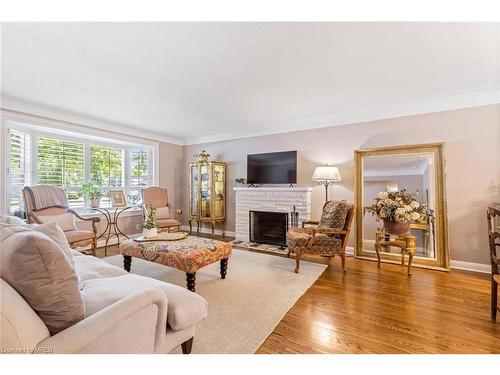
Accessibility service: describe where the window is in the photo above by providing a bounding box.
[5,122,156,214]
[90,145,124,187]
[37,137,85,206]
[8,129,31,213]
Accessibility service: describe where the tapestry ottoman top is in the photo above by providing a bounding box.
[119,235,232,274]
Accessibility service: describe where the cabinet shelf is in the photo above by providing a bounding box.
[189,161,226,237]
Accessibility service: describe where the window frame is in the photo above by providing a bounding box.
[3,115,159,214]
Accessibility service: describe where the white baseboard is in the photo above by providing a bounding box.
[180,225,236,238]
[450,260,490,274]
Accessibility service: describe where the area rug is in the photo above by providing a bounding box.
[104,248,326,354]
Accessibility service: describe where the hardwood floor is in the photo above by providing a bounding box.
[97,234,499,354]
[257,256,499,354]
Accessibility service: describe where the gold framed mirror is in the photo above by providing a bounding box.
[354,143,450,271]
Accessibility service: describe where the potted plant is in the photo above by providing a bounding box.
[143,204,158,238]
[365,188,428,235]
[193,150,210,163]
[234,177,246,185]
[78,182,105,208]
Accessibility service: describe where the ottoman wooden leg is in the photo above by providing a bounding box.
[182,337,194,354]
[220,258,228,279]
[123,255,132,272]
[186,272,196,292]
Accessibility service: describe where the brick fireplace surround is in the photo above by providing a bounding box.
[233,186,312,242]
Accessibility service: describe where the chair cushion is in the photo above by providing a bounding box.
[64,230,95,243]
[37,213,77,232]
[81,274,207,331]
[155,207,171,220]
[0,225,85,335]
[306,234,342,254]
[319,200,351,230]
[73,255,128,282]
[156,218,181,228]
[287,227,312,251]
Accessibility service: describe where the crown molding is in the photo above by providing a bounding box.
[184,85,500,145]
[0,96,185,146]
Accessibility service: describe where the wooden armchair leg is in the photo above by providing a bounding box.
[295,251,302,273]
[340,251,346,273]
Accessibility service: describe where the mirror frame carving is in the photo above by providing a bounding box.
[354,143,450,271]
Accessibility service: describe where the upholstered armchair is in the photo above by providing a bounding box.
[487,206,500,322]
[22,186,100,256]
[287,200,354,273]
[141,187,182,232]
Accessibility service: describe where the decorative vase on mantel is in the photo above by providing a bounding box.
[383,219,410,236]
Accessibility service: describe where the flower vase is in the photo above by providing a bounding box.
[383,219,410,236]
[90,198,100,208]
[143,228,158,238]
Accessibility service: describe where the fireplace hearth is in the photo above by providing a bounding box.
[249,211,288,247]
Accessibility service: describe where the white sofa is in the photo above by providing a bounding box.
[1,222,208,354]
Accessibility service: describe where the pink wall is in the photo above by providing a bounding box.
[181,104,500,265]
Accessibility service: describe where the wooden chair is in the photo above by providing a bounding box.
[141,187,182,232]
[487,206,500,322]
[287,200,354,273]
[22,185,100,256]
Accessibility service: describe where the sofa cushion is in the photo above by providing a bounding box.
[81,274,207,331]
[74,255,128,282]
[0,215,26,225]
[37,213,77,232]
[0,225,85,335]
[0,279,51,350]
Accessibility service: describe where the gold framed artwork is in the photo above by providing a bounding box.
[109,190,127,207]
[354,142,450,272]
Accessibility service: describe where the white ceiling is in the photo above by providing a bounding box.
[1,22,499,145]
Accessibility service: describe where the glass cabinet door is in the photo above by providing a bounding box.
[200,163,211,218]
[213,163,225,219]
[190,164,199,217]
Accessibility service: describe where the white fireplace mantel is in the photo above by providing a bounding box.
[233,186,312,241]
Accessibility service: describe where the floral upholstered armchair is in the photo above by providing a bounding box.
[22,185,100,256]
[141,187,182,232]
[287,200,354,273]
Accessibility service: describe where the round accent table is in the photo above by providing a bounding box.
[92,206,134,255]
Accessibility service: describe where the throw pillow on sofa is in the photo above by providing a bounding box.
[0,225,85,335]
[29,222,75,268]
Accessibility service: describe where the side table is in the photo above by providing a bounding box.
[374,228,417,276]
[93,206,134,255]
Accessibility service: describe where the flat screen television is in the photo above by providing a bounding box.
[247,151,297,184]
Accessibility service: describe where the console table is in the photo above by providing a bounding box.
[374,228,417,276]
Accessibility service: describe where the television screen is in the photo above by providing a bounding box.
[247,151,297,184]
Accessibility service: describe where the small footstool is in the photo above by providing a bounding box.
[119,235,232,292]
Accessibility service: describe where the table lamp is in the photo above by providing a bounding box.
[312,165,341,202]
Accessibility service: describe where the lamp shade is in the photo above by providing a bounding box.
[312,166,341,182]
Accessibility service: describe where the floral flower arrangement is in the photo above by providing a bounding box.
[365,188,427,224]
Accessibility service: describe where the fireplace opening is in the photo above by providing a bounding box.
[249,211,288,247]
